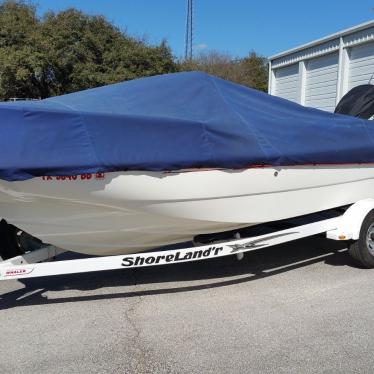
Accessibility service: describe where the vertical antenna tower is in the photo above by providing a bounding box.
[185,0,193,60]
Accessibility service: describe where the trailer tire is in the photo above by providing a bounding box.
[348,209,374,268]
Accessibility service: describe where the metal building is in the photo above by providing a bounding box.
[268,20,374,112]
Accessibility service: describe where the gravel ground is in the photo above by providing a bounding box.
[1,236,374,374]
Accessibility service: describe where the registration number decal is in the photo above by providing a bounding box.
[41,173,106,181]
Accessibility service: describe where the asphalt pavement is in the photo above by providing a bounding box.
[1,236,374,374]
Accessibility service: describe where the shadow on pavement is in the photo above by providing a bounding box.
[0,236,356,309]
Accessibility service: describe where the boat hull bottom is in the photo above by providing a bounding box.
[2,166,374,255]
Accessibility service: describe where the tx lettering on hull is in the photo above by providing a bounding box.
[41,173,106,181]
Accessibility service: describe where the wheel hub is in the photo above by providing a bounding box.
[366,224,374,256]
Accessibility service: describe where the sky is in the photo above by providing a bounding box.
[34,0,374,59]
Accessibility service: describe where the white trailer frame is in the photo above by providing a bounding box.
[1,199,374,281]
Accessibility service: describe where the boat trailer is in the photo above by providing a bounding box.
[1,199,374,281]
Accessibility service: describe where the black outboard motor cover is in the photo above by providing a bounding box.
[335,84,374,119]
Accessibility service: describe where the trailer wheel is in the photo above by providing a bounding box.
[348,210,374,268]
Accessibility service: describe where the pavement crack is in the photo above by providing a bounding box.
[122,269,159,373]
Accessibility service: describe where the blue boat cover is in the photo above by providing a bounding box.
[1,71,374,181]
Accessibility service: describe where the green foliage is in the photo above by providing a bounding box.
[0,1,42,98]
[0,1,268,99]
[0,1,177,99]
[178,50,268,92]
[240,52,268,92]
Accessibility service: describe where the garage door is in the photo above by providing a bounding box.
[348,42,374,90]
[305,53,339,112]
[274,64,299,103]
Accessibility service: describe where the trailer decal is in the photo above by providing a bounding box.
[3,266,34,277]
[122,246,224,267]
[228,232,298,253]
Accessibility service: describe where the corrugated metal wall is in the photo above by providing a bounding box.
[348,42,374,89]
[305,53,339,112]
[274,64,299,102]
[269,22,374,112]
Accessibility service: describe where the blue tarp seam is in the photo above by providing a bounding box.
[77,112,103,169]
[207,74,271,161]
[200,120,216,165]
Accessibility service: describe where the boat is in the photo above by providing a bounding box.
[1,72,374,256]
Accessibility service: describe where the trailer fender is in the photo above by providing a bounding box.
[327,199,374,241]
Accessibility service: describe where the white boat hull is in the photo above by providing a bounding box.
[1,165,374,255]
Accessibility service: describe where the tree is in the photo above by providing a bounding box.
[178,50,268,92]
[0,1,47,99]
[40,9,177,96]
[0,1,267,99]
[0,1,177,99]
[239,52,268,92]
